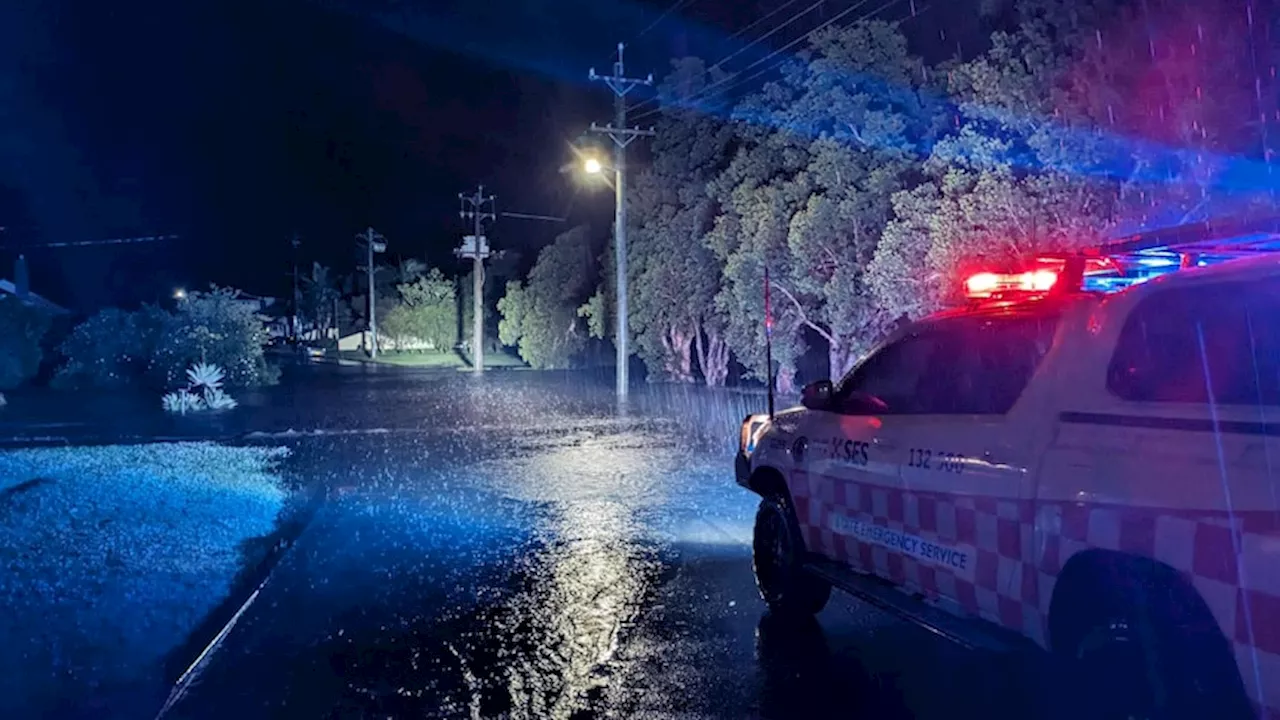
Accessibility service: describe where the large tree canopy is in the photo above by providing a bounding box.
[498,226,600,369]
[626,57,735,385]
[495,0,1280,390]
[708,20,942,386]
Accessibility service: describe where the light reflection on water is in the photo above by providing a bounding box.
[97,371,772,718]
[477,437,665,718]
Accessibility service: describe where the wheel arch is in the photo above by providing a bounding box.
[747,465,791,502]
[1048,548,1251,717]
[1049,549,1223,649]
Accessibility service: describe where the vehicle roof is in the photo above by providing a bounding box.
[918,251,1280,327]
[920,293,1096,325]
[1127,250,1280,290]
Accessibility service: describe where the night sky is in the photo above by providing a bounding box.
[0,0,981,311]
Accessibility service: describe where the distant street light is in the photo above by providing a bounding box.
[583,157,604,175]
[173,288,187,300]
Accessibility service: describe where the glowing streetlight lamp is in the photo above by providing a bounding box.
[583,157,604,175]
[173,288,187,300]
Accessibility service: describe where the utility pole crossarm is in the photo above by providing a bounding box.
[588,122,656,149]
[587,43,654,97]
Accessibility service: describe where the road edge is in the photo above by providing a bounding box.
[153,476,328,718]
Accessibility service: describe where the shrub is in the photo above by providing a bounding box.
[161,390,204,414]
[0,295,53,390]
[56,287,272,391]
[147,288,271,389]
[53,307,160,390]
[161,362,238,414]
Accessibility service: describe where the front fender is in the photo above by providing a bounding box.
[737,407,805,495]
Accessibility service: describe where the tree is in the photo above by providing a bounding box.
[148,287,272,388]
[395,257,428,284]
[1055,0,1276,226]
[627,57,736,385]
[56,287,272,390]
[299,262,339,338]
[866,0,1275,321]
[709,21,941,386]
[497,226,599,369]
[0,294,52,389]
[398,268,458,351]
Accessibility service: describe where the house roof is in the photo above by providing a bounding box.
[0,279,68,314]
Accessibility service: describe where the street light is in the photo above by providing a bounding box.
[173,288,186,300]
[583,157,604,175]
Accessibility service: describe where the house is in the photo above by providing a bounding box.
[0,279,68,315]
[337,330,436,353]
[232,293,278,314]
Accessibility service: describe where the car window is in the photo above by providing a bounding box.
[841,332,942,413]
[839,313,1058,415]
[1108,281,1280,405]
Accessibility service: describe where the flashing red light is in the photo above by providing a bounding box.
[1023,269,1059,291]
[964,268,1059,299]
[965,272,1001,296]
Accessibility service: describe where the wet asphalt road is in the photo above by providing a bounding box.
[136,365,1056,719]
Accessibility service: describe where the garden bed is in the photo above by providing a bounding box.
[0,442,290,718]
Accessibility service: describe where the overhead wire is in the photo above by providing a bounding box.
[723,0,808,44]
[625,0,827,116]
[631,0,886,122]
[593,0,700,70]
[632,0,695,40]
[630,0,915,125]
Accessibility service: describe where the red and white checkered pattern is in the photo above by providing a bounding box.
[788,468,1280,717]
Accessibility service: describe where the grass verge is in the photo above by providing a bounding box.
[0,442,290,718]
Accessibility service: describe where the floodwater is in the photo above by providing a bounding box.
[9,364,1058,718]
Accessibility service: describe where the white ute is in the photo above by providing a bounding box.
[736,224,1280,719]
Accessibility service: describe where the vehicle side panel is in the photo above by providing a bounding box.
[1034,289,1280,717]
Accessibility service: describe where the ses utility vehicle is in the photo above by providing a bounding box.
[736,219,1280,719]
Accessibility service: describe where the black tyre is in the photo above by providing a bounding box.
[752,497,831,616]
[1050,564,1250,720]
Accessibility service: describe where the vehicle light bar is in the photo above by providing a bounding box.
[957,217,1280,304]
[964,269,1058,299]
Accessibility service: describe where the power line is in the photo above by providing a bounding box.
[707,0,827,72]
[626,0,826,117]
[8,234,181,249]
[500,211,565,222]
[631,0,913,124]
[723,0,807,44]
[632,0,884,123]
[633,0,694,40]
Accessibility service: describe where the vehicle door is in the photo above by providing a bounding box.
[835,313,1058,630]
[793,331,942,576]
[1042,279,1280,705]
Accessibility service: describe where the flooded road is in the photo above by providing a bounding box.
[110,365,1052,719]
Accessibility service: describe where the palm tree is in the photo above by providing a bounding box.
[396,257,428,284]
[300,262,339,338]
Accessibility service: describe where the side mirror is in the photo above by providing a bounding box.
[800,380,834,410]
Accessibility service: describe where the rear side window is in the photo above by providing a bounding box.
[840,313,1058,415]
[1107,282,1280,405]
